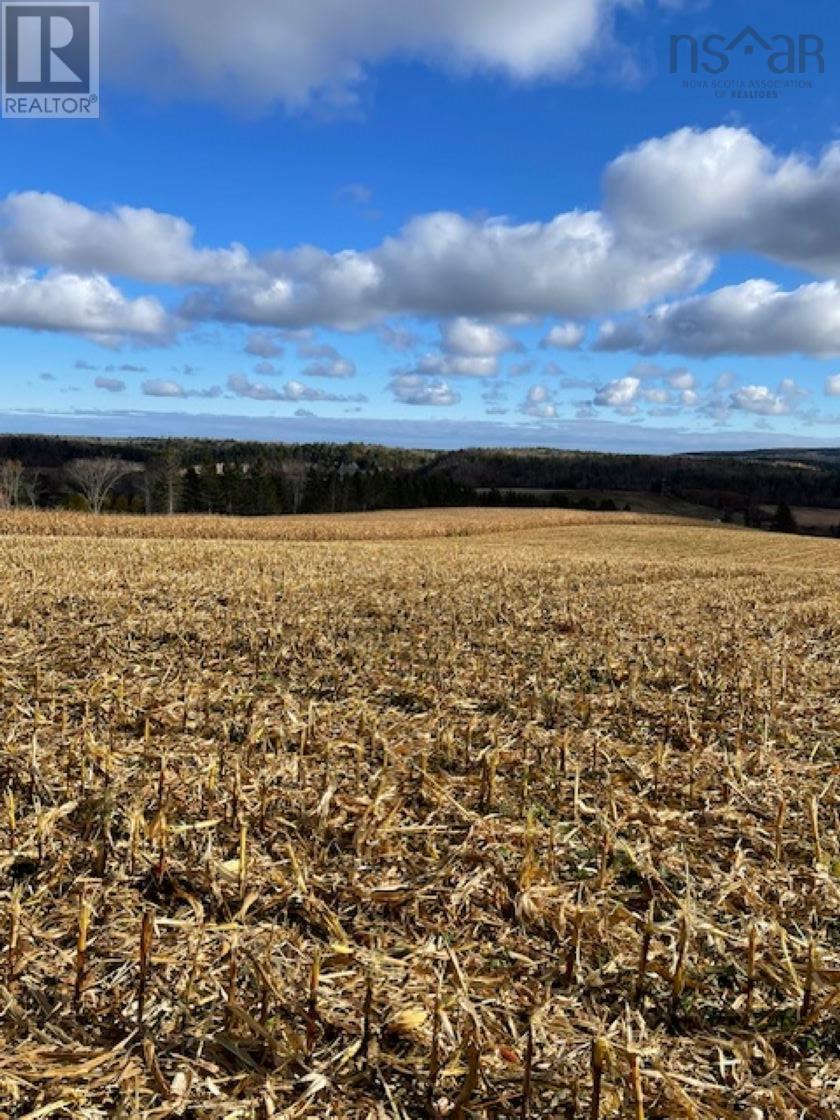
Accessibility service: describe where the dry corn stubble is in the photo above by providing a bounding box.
[0,508,838,1118]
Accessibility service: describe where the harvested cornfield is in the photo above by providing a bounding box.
[0,510,838,1119]
[0,507,689,543]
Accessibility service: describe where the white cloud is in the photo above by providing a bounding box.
[143,379,189,398]
[227,374,283,401]
[94,376,126,393]
[107,0,628,110]
[520,383,558,418]
[606,126,840,277]
[594,375,640,408]
[778,377,808,401]
[0,165,711,336]
[302,358,356,378]
[0,192,251,286]
[11,126,840,360]
[142,378,222,399]
[595,280,840,358]
[589,362,703,414]
[244,331,284,358]
[183,208,708,329]
[641,386,669,404]
[826,373,840,396]
[403,352,500,380]
[730,385,793,417]
[540,322,585,349]
[388,372,460,406]
[297,341,356,378]
[666,368,695,391]
[0,268,170,340]
[227,373,366,403]
[441,316,519,357]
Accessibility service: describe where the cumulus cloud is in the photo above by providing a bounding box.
[302,358,356,378]
[589,363,751,420]
[142,378,222,399]
[0,192,252,286]
[540,322,585,349]
[296,341,357,378]
[94,376,126,393]
[520,383,558,418]
[398,352,499,380]
[107,0,628,110]
[388,372,460,406]
[143,379,190,398]
[826,373,840,396]
[605,126,840,276]
[730,385,794,417]
[0,188,707,334]
[593,375,640,409]
[9,125,840,359]
[441,316,520,357]
[0,268,171,341]
[227,373,366,403]
[666,367,695,391]
[641,385,670,404]
[182,208,709,329]
[594,280,840,358]
[244,331,284,358]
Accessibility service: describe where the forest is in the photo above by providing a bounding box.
[0,434,838,533]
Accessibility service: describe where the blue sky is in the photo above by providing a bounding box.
[2,0,840,451]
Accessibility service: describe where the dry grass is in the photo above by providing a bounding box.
[0,509,838,1119]
[0,507,688,542]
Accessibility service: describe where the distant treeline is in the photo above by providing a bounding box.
[432,447,840,508]
[0,435,838,534]
[0,436,469,516]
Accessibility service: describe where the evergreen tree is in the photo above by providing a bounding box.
[771,502,798,534]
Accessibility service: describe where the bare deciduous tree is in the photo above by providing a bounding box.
[0,460,24,509]
[282,460,309,515]
[66,458,134,514]
[19,469,41,510]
